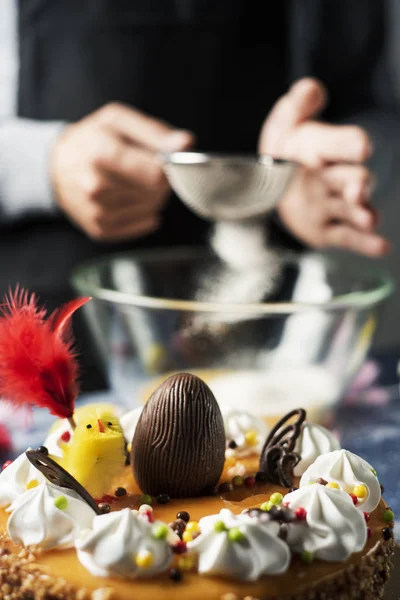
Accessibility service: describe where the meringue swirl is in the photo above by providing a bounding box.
[300,449,381,512]
[284,484,367,561]
[222,409,268,458]
[0,451,45,507]
[293,423,341,476]
[188,509,290,580]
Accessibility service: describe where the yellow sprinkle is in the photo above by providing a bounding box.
[244,430,258,447]
[182,531,193,543]
[25,480,39,490]
[178,556,195,571]
[186,521,200,534]
[353,485,367,499]
[225,457,236,468]
[135,551,154,569]
[326,482,340,490]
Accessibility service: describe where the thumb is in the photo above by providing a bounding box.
[259,78,328,155]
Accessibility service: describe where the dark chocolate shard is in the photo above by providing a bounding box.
[131,372,225,498]
[259,408,306,487]
[25,449,102,515]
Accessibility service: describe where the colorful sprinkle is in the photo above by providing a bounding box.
[228,528,246,543]
[182,531,193,543]
[214,521,228,533]
[301,551,314,564]
[232,475,244,487]
[37,446,49,455]
[244,476,256,488]
[270,493,283,506]
[219,482,233,494]
[156,493,170,505]
[326,482,340,490]
[316,478,328,486]
[244,430,258,447]
[382,527,393,541]
[54,496,68,511]
[261,501,273,512]
[140,494,152,506]
[152,524,169,540]
[353,485,367,499]
[172,541,187,555]
[176,511,190,523]
[115,487,127,497]
[1,460,12,471]
[295,507,307,521]
[224,457,236,469]
[25,479,39,490]
[60,431,71,443]
[228,440,237,450]
[169,568,182,582]
[135,551,154,569]
[178,555,195,571]
[139,504,153,514]
[349,494,358,506]
[383,509,395,523]
[363,512,370,523]
[186,521,200,534]
[98,503,111,514]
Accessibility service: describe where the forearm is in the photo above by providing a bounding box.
[0,118,65,222]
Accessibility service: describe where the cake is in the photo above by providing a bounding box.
[0,292,395,600]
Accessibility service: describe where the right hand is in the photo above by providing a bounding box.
[51,103,194,241]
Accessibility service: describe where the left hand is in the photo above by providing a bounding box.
[258,78,391,257]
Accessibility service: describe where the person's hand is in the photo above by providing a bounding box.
[51,103,194,241]
[258,78,390,257]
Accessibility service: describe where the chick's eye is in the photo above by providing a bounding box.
[108,422,113,427]
[86,424,92,429]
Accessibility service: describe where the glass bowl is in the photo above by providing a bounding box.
[71,247,394,426]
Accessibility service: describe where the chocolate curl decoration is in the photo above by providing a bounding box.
[259,409,306,487]
[25,449,102,515]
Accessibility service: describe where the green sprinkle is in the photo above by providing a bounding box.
[152,524,169,540]
[301,551,314,564]
[308,481,316,485]
[260,501,273,512]
[383,509,395,523]
[232,475,244,487]
[228,528,246,543]
[270,493,283,506]
[371,468,377,477]
[214,520,228,533]
[54,496,68,511]
[140,494,152,506]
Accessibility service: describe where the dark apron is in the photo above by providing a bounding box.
[9,0,288,388]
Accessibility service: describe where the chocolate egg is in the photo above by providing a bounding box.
[131,372,225,498]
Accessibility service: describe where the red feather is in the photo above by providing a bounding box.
[0,287,91,419]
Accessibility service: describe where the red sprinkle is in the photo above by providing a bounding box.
[349,494,358,506]
[367,527,372,539]
[60,431,71,443]
[142,509,154,523]
[363,512,370,523]
[295,507,307,520]
[173,541,187,555]
[1,460,12,471]
[283,502,290,508]
[244,476,256,489]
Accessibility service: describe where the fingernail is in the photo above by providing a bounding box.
[162,130,194,152]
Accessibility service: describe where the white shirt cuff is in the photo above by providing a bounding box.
[0,118,66,221]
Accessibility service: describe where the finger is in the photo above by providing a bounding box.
[286,122,372,168]
[259,78,327,154]
[98,197,167,228]
[96,103,195,152]
[92,137,170,190]
[321,165,375,204]
[328,199,376,232]
[325,225,391,257]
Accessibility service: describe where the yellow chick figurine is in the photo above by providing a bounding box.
[56,405,126,499]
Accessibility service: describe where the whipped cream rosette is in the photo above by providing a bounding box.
[284,484,367,561]
[188,508,290,580]
[6,481,96,550]
[293,423,341,476]
[300,449,381,512]
[0,451,45,507]
[222,409,269,459]
[76,508,175,578]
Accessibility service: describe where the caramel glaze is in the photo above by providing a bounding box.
[0,454,393,600]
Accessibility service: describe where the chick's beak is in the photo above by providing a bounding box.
[97,419,105,433]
